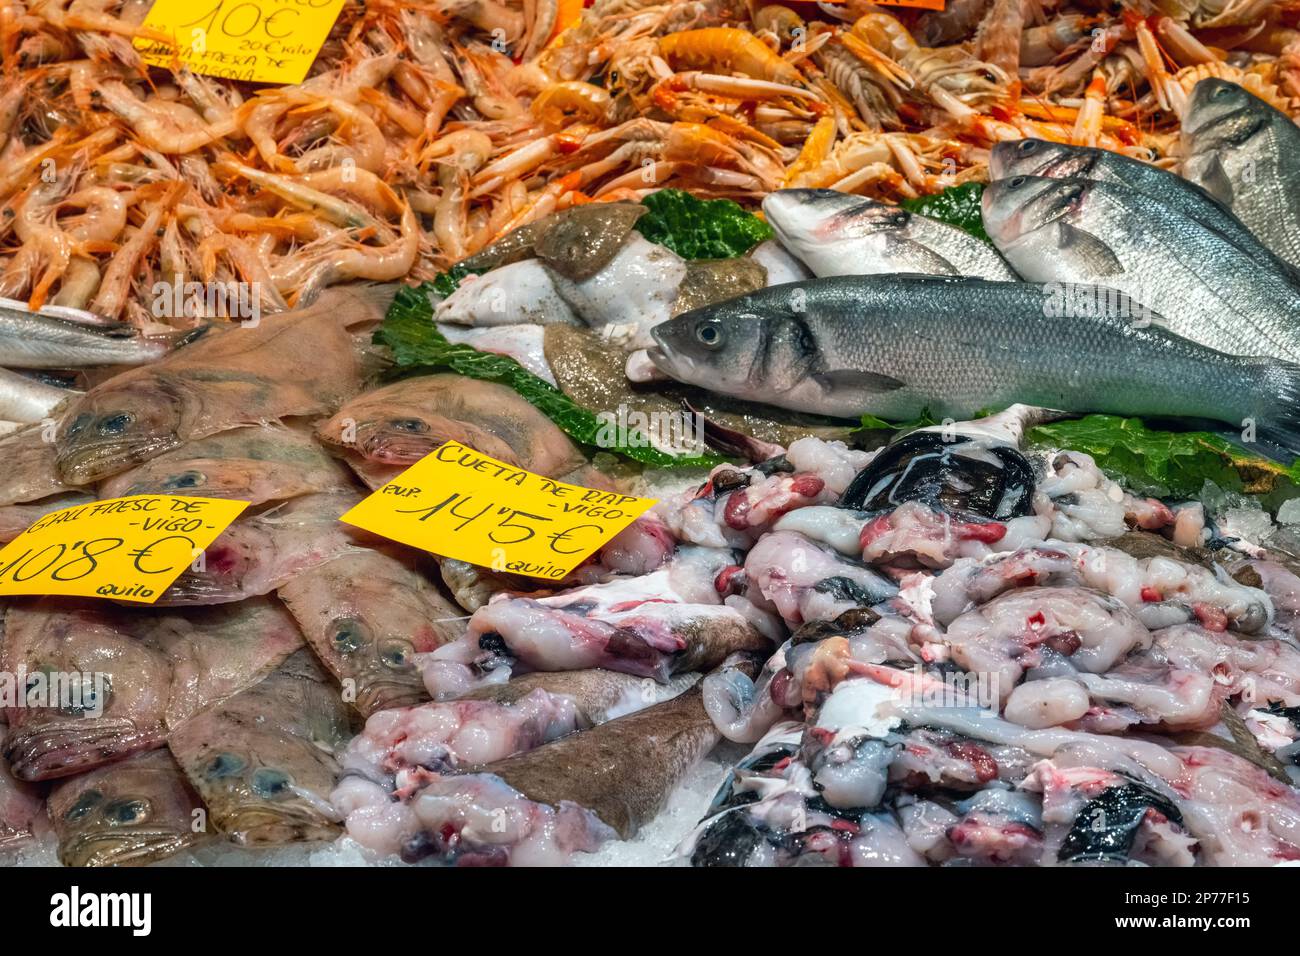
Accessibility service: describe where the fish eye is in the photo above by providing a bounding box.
[1212,83,1231,100]
[97,412,135,435]
[695,320,724,348]
[1017,140,1038,154]
[378,638,415,671]
[330,617,368,654]
[59,674,111,716]
[1007,175,1027,189]
[389,418,430,433]
[251,768,293,799]
[103,798,151,825]
[164,470,205,490]
[65,789,104,821]
[205,752,247,779]
[65,413,93,436]
[982,71,997,83]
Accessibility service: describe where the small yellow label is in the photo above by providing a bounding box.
[340,442,657,581]
[0,496,249,604]
[134,0,346,85]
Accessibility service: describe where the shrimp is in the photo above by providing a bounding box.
[196,233,290,315]
[433,131,494,262]
[213,157,397,236]
[89,180,184,320]
[782,114,837,185]
[285,96,388,174]
[531,81,612,130]
[97,81,236,154]
[288,203,419,305]
[660,27,809,87]
[851,12,1013,120]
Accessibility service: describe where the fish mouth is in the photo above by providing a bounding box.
[355,676,430,715]
[215,802,342,846]
[55,433,182,485]
[59,829,198,867]
[645,332,697,382]
[4,720,157,781]
[358,429,438,465]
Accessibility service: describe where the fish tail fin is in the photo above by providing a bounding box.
[1252,362,1300,462]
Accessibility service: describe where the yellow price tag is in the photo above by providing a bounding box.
[0,496,249,604]
[341,442,657,581]
[134,0,346,85]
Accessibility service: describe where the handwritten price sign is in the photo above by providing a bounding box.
[341,442,657,580]
[0,496,249,604]
[134,0,346,85]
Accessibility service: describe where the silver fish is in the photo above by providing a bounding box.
[0,298,198,368]
[0,368,79,423]
[647,275,1300,454]
[763,188,1018,280]
[1182,78,1300,272]
[981,174,1300,362]
[989,137,1290,273]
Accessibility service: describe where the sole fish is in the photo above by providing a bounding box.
[98,422,355,505]
[278,546,468,715]
[168,650,354,846]
[158,491,363,605]
[2,597,302,780]
[47,749,209,867]
[53,283,391,485]
[0,727,43,850]
[314,373,587,487]
[400,656,760,864]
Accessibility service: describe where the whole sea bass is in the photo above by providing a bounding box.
[762,189,1017,280]
[53,284,392,484]
[989,138,1288,272]
[1182,78,1300,272]
[647,275,1300,455]
[981,174,1300,362]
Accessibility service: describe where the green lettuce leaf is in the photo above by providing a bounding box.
[901,182,990,243]
[1026,414,1300,498]
[376,284,724,469]
[636,189,773,260]
[860,410,938,432]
